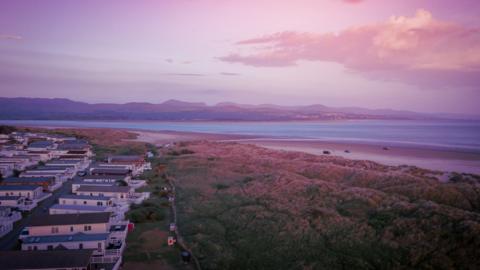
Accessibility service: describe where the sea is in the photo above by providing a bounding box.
[1,119,480,153]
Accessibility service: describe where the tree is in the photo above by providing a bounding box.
[13,169,21,177]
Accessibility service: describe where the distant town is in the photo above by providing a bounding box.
[0,130,153,269]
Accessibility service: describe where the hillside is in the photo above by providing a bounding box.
[0,97,455,121]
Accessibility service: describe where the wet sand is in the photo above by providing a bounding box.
[239,139,480,174]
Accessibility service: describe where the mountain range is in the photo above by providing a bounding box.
[0,97,474,121]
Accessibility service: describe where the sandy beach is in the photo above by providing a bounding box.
[238,139,480,174]
[10,125,480,174]
[131,130,480,174]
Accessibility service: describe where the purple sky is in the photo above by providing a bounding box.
[1,0,480,114]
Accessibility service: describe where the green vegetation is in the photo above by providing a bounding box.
[180,148,195,155]
[163,141,480,270]
[120,150,192,269]
[367,210,396,232]
[93,144,146,161]
[12,170,21,177]
[167,148,195,156]
[123,221,170,260]
[0,125,16,134]
[20,127,478,269]
[127,198,166,223]
[212,183,230,190]
[242,176,254,184]
[121,154,178,266]
[93,142,158,161]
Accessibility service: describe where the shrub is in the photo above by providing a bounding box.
[127,207,165,223]
[213,183,230,190]
[126,199,166,223]
[0,125,16,134]
[242,176,254,183]
[180,149,195,155]
[117,180,128,186]
[168,150,180,156]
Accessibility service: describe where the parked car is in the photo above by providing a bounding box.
[77,170,87,176]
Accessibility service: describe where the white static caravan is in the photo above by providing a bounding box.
[0,185,43,200]
[49,204,110,215]
[26,212,111,237]
[59,194,113,207]
[22,232,109,256]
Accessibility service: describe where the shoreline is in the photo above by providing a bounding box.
[7,125,480,174]
[129,130,480,174]
[238,139,480,174]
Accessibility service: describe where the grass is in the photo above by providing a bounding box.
[123,220,168,261]
[127,200,166,223]
[122,154,189,269]
[212,183,230,190]
[93,143,149,162]
[159,142,476,270]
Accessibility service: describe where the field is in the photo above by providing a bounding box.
[122,157,194,270]
[162,141,480,270]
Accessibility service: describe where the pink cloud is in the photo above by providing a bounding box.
[343,0,364,4]
[220,10,480,87]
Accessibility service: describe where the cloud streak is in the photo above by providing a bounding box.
[0,34,22,40]
[220,72,240,76]
[220,10,480,87]
[343,0,364,4]
[164,73,205,77]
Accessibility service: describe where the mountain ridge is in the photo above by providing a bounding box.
[0,97,475,121]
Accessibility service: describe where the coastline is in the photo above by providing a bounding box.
[131,129,258,143]
[7,124,480,174]
[130,130,480,174]
[237,139,480,174]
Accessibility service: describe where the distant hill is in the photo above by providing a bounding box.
[0,97,473,121]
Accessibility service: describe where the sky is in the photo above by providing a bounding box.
[0,0,479,114]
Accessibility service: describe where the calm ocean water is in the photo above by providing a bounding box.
[1,120,480,152]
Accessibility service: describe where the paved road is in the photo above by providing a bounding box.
[0,179,73,250]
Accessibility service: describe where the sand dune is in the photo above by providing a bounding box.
[132,130,480,174]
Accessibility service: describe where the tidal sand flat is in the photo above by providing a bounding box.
[242,139,480,174]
